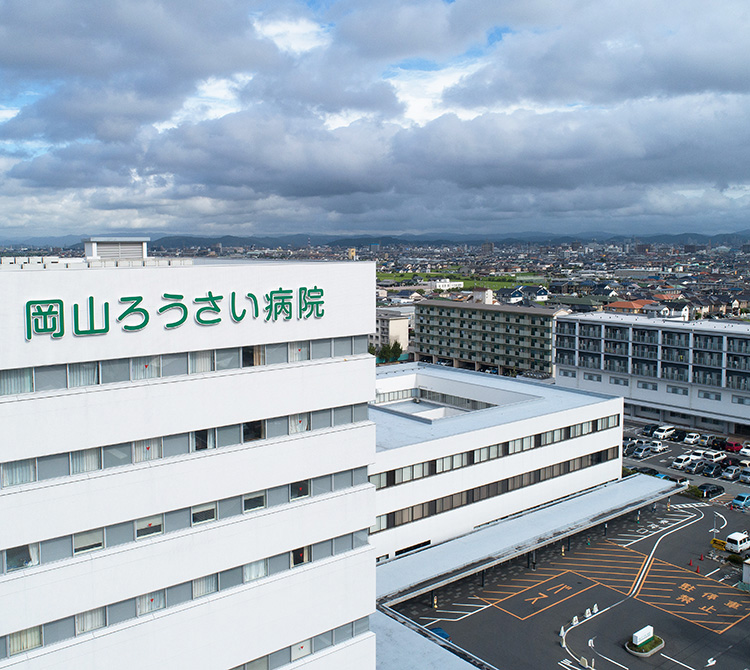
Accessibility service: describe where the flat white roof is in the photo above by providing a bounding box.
[372,364,619,451]
[559,312,750,335]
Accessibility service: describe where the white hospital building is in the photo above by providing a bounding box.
[0,241,375,669]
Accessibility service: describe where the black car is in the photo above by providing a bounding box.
[710,437,727,450]
[671,429,687,442]
[702,462,724,478]
[641,424,659,437]
[697,483,725,499]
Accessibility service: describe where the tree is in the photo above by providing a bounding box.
[390,341,403,361]
[378,343,392,362]
[367,343,377,356]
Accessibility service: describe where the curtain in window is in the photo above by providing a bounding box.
[192,574,218,598]
[134,438,162,462]
[71,448,102,474]
[288,341,310,362]
[0,368,33,395]
[75,607,106,635]
[136,590,166,616]
[5,543,40,571]
[68,362,99,387]
[243,559,268,582]
[7,626,43,656]
[289,413,311,434]
[189,351,214,374]
[1,459,36,487]
[191,429,215,451]
[131,356,160,380]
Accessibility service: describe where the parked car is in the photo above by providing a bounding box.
[697,435,714,446]
[671,429,687,442]
[702,450,725,463]
[724,441,743,453]
[723,456,741,468]
[632,445,652,460]
[668,475,690,486]
[738,446,750,458]
[632,466,659,476]
[684,432,701,445]
[649,440,667,453]
[730,493,750,510]
[641,424,660,437]
[671,454,695,470]
[684,460,706,475]
[698,483,725,499]
[653,425,676,440]
[725,531,750,555]
[710,437,727,450]
[702,462,724,478]
[623,442,638,457]
[740,468,750,484]
[721,465,741,481]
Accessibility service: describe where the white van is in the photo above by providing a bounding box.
[702,450,726,464]
[671,454,694,470]
[725,531,750,554]
[653,425,676,440]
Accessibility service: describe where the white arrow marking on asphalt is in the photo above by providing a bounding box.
[706,658,716,667]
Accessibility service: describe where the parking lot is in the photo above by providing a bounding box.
[394,496,750,669]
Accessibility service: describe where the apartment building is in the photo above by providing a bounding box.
[369,364,622,560]
[0,244,375,670]
[413,300,563,375]
[554,312,750,435]
[369,308,410,351]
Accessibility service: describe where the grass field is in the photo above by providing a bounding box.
[376,271,546,290]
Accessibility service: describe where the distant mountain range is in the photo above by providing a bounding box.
[4,230,750,249]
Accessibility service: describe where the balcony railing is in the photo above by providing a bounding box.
[693,373,721,387]
[693,353,722,367]
[632,347,658,359]
[694,337,723,351]
[579,358,602,370]
[661,350,689,363]
[727,339,750,354]
[632,331,658,344]
[727,356,750,372]
[604,329,630,341]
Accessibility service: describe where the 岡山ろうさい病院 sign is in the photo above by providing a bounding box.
[24,286,325,340]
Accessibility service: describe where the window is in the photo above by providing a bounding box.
[558,369,576,378]
[0,368,33,395]
[131,356,160,380]
[289,413,311,434]
[732,395,750,405]
[243,491,266,512]
[192,574,218,598]
[73,529,104,554]
[75,607,106,635]
[191,429,215,451]
[136,590,166,616]
[71,448,102,474]
[667,385,688,396]
[34,365,67,391]
[242,420,264,442]
[242,345,265,367]
[290,480,310,499]
[5,543,40,571]
[135,514,164,539]
[698,390,721,401]
[291,639,312,661]
[243,559,268,582]
[609,376,628,386]
[100,359,130,384]
[7,626,42,656]
[134,438,162,462]
[637,381,658,390]
[289,341,310,362]
[369,472,387,489]
[189,350,214,374]
[1,459,36,487]
[291,546,311,566]
[215,348,240,370]
[583,373,602,382]
[68,361,99,387]
[191,502,217,525]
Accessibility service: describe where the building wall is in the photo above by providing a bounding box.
[0,261,376,669]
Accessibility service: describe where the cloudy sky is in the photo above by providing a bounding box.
[1,0,749,240]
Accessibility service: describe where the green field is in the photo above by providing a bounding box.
[376,271,546,290]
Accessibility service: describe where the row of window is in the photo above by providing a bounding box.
[229,617,370,670]
[0,533,369,659]
[0,403,368,489]
[1,467,367,574]
[373,387,494,411]
[0,335,369,397]
[368,414,620,490]
[370,447,620,533]
[579,373,734,402]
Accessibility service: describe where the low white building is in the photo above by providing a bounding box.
[370,308,410,352]
[369,364,622,560]
[427,279,464,291]
[0,244,375,670]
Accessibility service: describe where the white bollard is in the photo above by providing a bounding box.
[572,615,579,625]
[592,603,598,614]
[585,608,592,619]
[580,656,588,668]
[560,626,565,637]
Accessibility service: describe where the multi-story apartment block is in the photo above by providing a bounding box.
[369,364,623,561]
[370,308,410,351]
[0,242,375,670]
[555,313,750,435]
[413,300,563,376]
